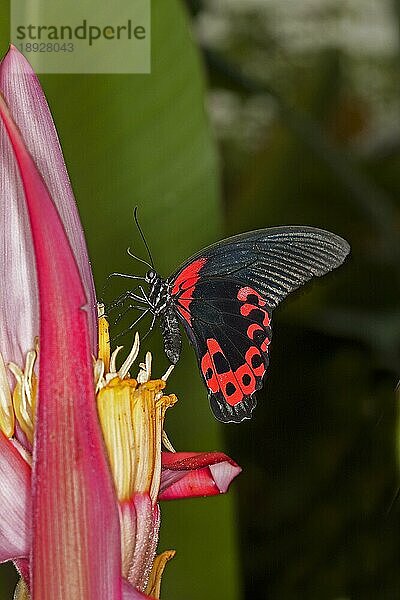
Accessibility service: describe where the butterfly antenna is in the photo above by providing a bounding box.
[133,206,155,269]
[127,247,153,269]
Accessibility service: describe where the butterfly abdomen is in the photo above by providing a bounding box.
[160,306,182,364]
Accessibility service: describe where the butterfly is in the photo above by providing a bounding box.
[110,225,350,423]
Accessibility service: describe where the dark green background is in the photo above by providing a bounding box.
[1,1,400,598]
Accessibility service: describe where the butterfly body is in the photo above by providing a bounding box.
[115,226,350,423]
[143,270,182,364]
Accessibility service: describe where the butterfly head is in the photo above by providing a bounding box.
[145,269,158,285]
[144,269,169,315]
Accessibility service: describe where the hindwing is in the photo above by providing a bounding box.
[182,279,272,421]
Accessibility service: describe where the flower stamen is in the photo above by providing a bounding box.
[161,364,174,382]
[162,430,176,453]
[137,352,152,384]
[97,303,110,371]
[93,358,105,393]
[145,550,176,599]
[0,341,38,444]
[6,347,37,444]
[118,332,140,380]
[0,352,14,438]
[22,349,36,420]
[110,345,123,374]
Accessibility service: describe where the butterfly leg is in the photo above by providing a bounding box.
[141,312,157,342]
[138,285,153,307]
[109,290,149,310]
[101,272,146,298]
[111,308,150,341]
[108,291,134,310]
[114,303,148,325]
[126,287,155,308]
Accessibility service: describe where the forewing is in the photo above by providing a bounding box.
[169,227,350,310]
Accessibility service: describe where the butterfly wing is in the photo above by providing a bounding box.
[168,227,350,423]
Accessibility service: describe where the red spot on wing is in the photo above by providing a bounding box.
[237,287,266,306]
[240,304,270,327]
[235,363,256,395]
[247,323,262,338]
[245,346,265,378]
[172,258,207,325]
[201,351,219,394]
[238,286,270,326]
[247,323,270,352]
[261,338,270,352]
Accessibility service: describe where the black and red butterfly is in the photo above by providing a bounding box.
[110,226,349,423]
